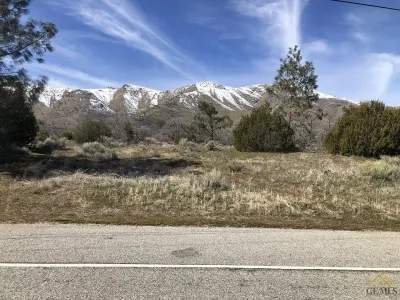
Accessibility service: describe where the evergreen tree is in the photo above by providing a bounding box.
[0,0,57,101]
[267,46,320,149]
[195,100,232,141]
[325,101,400,157]
[0,0,57,148]
[0,80,38,147]
[233,103,295,152]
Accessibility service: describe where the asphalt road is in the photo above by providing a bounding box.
[1,224,400,299]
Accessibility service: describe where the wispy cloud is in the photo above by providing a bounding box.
[313,52,400,102]
[228,0,399,104]
[186,14,226,31]
[52,42,81,59]
[346,12,363,26]
[47,78,77,89]
[352,32,369,43]
[57,29,122,45]
[345,11,370,43]
[47,0,200,80]
[304,40,329,55]
[34,64,122,88]
[100,0,187,59]
[232,0,308,54]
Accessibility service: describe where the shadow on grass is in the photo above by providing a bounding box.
[0,151,200,179]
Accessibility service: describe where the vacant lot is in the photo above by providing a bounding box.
[1,141,399,230]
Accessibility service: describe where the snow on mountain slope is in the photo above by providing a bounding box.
[39,87,72,106]
[122,84,161,113]
[316,91,360,105]
[235,84,268,99]
[38,82,352,113]
[197,82,255,109]
[164,82,268,111]
[316,92,338,99]
[39,87,117,108]
[86,88,118,105]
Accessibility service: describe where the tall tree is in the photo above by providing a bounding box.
[268,46,319,120]
[0,0,57,147]
[0,79,38,146]
[267,46,320,150]
[195,100,232,141]
[0,0,57,103]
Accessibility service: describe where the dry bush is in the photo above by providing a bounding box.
[361,159,400,183]
[381,156,400,166]
[178,137,189,146]
[178,138,198,152]
[205,140,216,151]
[99,136,126,148]
[143,137,162,145]
[82,142,118,160]
[228,161,246,173]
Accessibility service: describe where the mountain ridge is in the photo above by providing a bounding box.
[39,81,355,114]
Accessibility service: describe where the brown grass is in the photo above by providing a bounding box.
[1,142,399,230]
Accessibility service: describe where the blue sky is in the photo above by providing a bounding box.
[28,0,400,106]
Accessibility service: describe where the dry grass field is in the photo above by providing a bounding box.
[1,140,400,230]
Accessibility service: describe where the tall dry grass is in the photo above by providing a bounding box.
[1,143,399,228]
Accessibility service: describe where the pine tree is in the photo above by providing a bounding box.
[0,0,57,148]
[0,0,57,102]
[267,46,320,150]
[195,101,232,141]
[0,80,38,147]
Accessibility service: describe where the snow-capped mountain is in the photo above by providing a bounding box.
[38,81,350,114]
[39,87,73,107]
[168,82,268,111]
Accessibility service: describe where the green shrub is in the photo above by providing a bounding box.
[325,101,400,157]
[36,127,49,142]
[233,103,296,152]
[74,119,112,144]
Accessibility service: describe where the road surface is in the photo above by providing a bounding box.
[1,224,400,299]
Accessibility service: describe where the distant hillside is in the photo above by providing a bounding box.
[35,81,358,148]
[37,81,356,115]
